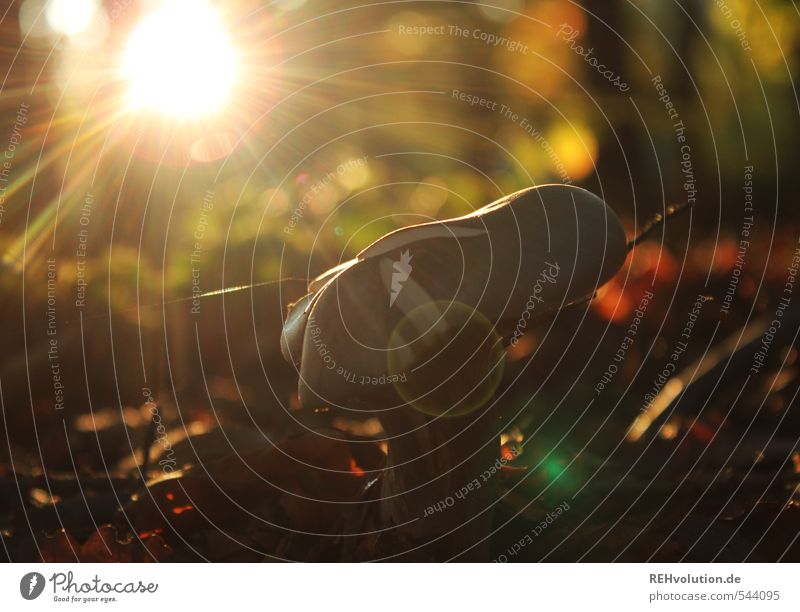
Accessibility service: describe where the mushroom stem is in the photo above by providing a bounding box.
[377,405,500,560]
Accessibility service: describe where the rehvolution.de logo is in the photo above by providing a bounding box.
[20,572,46,600]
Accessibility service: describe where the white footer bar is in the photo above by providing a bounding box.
[1,563,797,611]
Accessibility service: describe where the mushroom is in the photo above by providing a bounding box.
[281,184,627,559]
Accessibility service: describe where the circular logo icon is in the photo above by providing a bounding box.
[20,572,45,600]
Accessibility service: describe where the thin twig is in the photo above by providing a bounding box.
[627,199,694,251]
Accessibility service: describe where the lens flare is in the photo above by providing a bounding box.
[46,0,99,37]
[121,0,238,118]
[388,301,505,417]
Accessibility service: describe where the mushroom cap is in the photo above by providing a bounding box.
[281,184,627,410]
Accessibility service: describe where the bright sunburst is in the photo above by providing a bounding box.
[121,0,239,119]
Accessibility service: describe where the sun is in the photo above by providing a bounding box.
[121,0,239,119]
